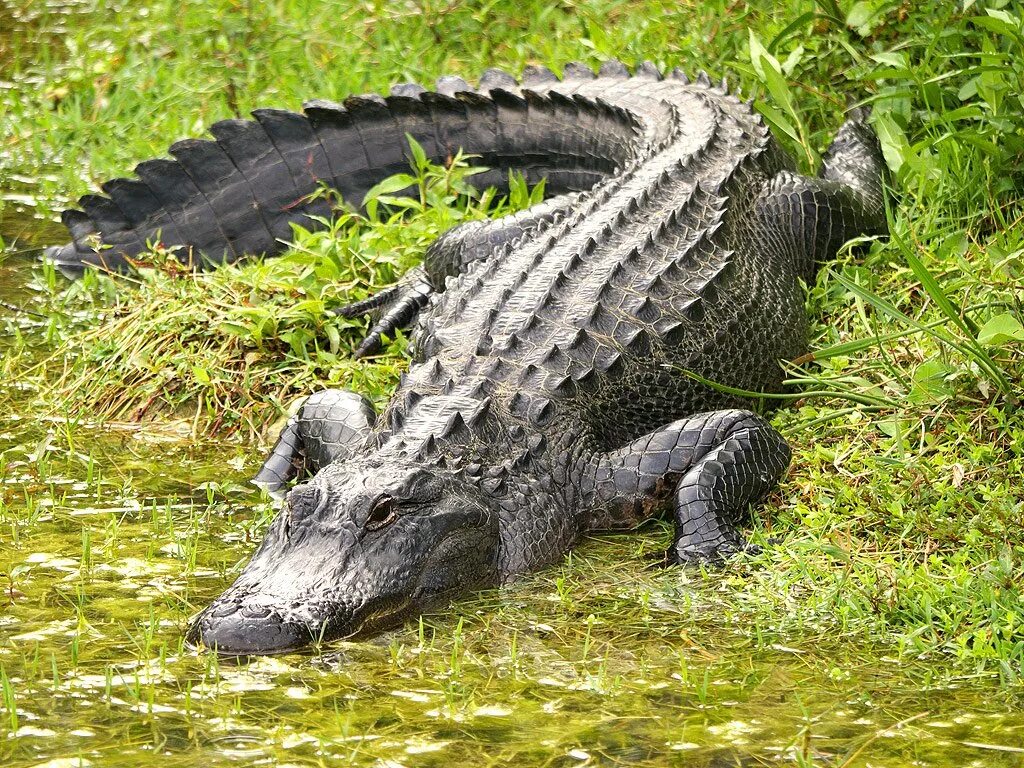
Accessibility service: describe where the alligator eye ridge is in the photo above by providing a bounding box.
[365,495,397,532]
[286,484,325,526]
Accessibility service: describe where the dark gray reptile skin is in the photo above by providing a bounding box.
[49,62,888,655]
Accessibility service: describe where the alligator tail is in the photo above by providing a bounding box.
[45,67,645,275]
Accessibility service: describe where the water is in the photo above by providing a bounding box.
[3,4,1024,767]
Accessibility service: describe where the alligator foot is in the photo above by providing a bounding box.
[253,389,377,497]
[334,267,432,358]
[661,540,763,567]
[592,410,791,567]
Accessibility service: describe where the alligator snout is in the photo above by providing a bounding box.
[186,601,324,656]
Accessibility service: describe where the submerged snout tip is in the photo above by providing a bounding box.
[185,605,318,657]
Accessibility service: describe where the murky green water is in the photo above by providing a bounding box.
[4,3,1024,766]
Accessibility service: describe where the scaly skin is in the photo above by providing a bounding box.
[48,61,888,655]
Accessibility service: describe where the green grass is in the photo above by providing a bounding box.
[3,0,1024,765]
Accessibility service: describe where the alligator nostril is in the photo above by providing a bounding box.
[240,603,273,619]
[209,600,240,618]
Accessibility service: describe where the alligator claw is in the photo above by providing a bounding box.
[650,540,762,569]
[334,267,432,358]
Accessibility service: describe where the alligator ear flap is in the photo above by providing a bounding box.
[562,61,596,80]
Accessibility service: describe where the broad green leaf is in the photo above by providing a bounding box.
[909,359,955,403]
[872,111,910,174]
[362,173,418,203]
[748,30,780,81]
[406,133,427,170]
[977,313,1024,346]
[846,1,881,35]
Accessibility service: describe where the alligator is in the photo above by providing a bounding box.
[47,61,888,655]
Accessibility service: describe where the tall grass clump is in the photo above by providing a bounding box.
[734,2,1024,675]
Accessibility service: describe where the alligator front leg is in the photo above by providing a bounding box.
[252,389,376,497]
[589,410,791,564]
[336,193,580,357]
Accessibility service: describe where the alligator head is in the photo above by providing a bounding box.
[186,457,500,655]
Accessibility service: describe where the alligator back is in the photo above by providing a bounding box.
[385,79,803,452]
[49,61,882,457]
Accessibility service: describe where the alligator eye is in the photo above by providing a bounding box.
[365,496,397,532]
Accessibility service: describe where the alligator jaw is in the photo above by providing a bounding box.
[185,588,441,656]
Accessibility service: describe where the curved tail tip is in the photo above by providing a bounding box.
[846,104,873,123]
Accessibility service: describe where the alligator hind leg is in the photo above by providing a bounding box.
[252,389,376,497]
[589,410,791,564]
[758,109,889,283]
